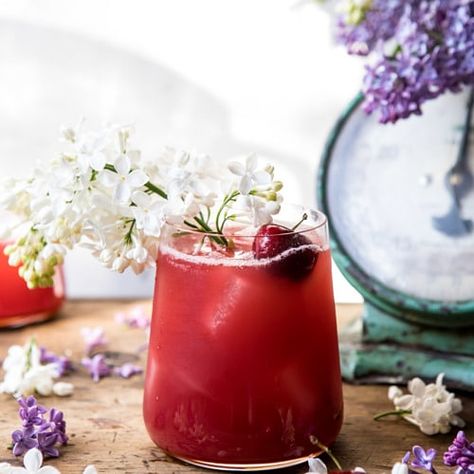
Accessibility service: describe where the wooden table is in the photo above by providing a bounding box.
[0,301,472,473]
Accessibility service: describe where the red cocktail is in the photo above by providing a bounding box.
[144,210,342,469]
[0,242,65,328]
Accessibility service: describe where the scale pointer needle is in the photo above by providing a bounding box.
[432,88,474,237]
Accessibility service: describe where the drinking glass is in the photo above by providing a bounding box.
[0,241,65,328]
[143,207,343,470]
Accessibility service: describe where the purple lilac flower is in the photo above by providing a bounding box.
[81,354,112,382]
[336,0,474,123]
[49,408,68,445]
[337,0,406,55]
[444,431,474,473]
[11,427,37,456]
[12,396,67,458]
[40,347,73,376]
[18,396,47,427]
[115,306,150,329]
[412,446,437,473]
[113,363,143,379]
[80,327,108,355]
[36,432,60,458]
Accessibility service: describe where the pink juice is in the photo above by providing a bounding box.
[0,242,64,327]
[143,222,343,468]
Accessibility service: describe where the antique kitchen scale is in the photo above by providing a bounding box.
[318,89,474,390]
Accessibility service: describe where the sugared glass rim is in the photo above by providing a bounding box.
[163,206,328,238]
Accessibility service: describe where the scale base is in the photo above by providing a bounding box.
[340,304,474,391]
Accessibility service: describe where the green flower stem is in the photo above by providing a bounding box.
[124,219,136,246]
[25,337,37,372]
[103,163,168,200]
[310,436,342,470]
[373,409,411,421]
[145,181,167,200]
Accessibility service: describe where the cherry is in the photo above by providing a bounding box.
[252,224,318,280]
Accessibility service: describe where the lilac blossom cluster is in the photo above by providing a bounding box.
[444,431,474,474]
[336,0,474,123]
[11,396,67,458]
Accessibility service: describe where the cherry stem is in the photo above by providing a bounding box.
[292,213,308,231]
[309,436,342,470]
[373,409,411,421]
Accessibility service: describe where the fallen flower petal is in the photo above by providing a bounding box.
[52,383,74,397]
[9,447,60,473]
[0,462,12,474]
[307,458,327,474]
[81,355,111,382]
[83,466,98,474]
[113,363,143,379]
[411,446,436,471]
[80,328,107,355]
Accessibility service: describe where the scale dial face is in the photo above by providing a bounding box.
[325,90,474,306]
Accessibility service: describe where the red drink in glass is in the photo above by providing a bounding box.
[144,210,342,469]
[0,242,65,328]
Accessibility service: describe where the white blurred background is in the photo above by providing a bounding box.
[0,0,363,302]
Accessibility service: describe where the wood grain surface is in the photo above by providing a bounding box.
[0,301,472,473]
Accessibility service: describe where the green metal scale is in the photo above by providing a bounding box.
[318,89,474,390]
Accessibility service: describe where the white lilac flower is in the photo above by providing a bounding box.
[391,462,409,474]
[1,122,285,288]
[0,463,12,474]
[382,373,465,435]
[131,191,164,237]
[162,191,200,225]
[305,457,366,474]
[234,195,281,227]
[8,447,59,474]
[228,153,272,195]
[82,466,98,474]
[0,340,70,398]
[0,454,97,474]
[100,154,149,203]
[306,458,327,474]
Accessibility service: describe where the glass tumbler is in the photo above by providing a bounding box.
[143,208,343,470]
